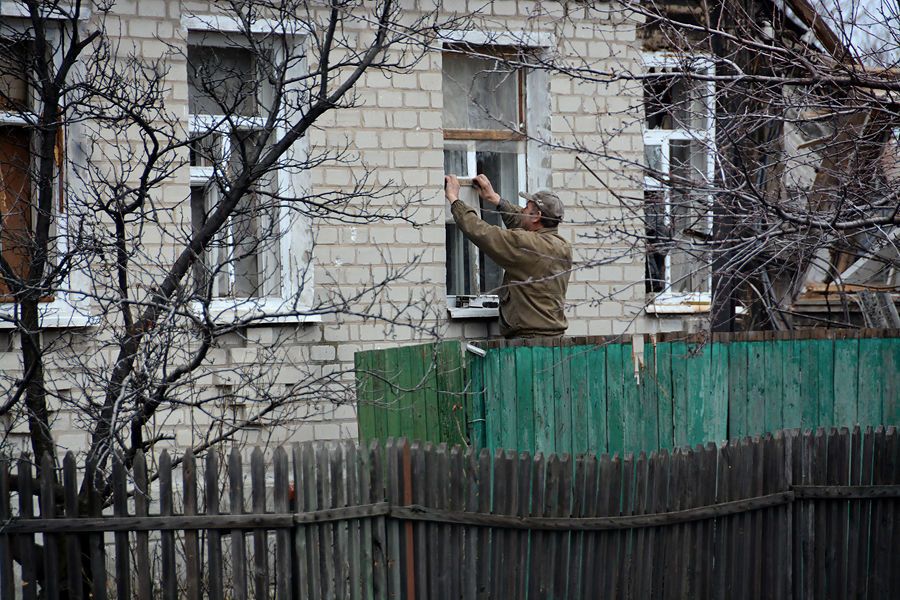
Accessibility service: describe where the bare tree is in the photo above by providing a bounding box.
[512,0,900,331]
[0,0,469,591]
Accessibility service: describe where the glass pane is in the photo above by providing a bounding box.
[670,139,709,186]
[644,190,666,294]
[443,53,520,131]
[644,69,710,131]
[190,133,224,168]
[0,41,29,110]
[231,195,261,297]
[669,246,711,294]
[219,130,280,298]
[446,223,477,296]
[644,144,662,173]
[190,186,209,294]
[443,144,469,177]
[188,45,258,116]
[475,143,519,293]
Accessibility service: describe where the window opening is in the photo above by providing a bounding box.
[188,42,281,299]
[643,54,715,303]
[443,49,527,302]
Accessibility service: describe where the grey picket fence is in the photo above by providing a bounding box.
[1,427,900,599]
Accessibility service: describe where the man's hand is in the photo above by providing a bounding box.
[445,175,461,204]
[473,174,501,206]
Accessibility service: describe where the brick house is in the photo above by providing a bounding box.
[0,0,892,456]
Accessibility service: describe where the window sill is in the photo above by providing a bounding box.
[646,302,711,315]
[0,299,96,329]
[191,299,323,326]
[447,295,500,320]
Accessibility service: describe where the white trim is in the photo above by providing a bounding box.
[0,296,96,329]
[190,166,215,186]
[439,29,556,49]
[182,15,307,36]
[448,306,499,319]
[0,1,90,20]
[189,298,323,325]
[447,294,501,320]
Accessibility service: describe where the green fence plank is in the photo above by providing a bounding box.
[533,346,556,455]
[606,343,625,455]
[833,336,859,429]
[764,338,784,434]
[622,342,642,454]
[686,342,711,446]
[499,347,519,450]
[485,346,503,452]
[747,341,766,436]
[554,346,573,455]
[799,339,819,430]
[884,339,900,426]
[383,347,402,438]
[782,338,802,430]
[857,337,882,427]
[516,346,536,454]
[436,342,466,446]
[728,341,748,438]
[639,342,660,452]
[671,341,689,447]
[409,345,429,443]
[586,344,608,454]
[569,346,590,455]
[469,353,486,450]
[815,339,836,428]
[709,341,729,443]
[397,346,419,441]
[356,350,375,443]
[655,341,674,450]
[420,345,440,443]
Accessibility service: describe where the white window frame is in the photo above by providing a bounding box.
[642,52,716,310]
[0,18,93,328]
[440,30,553,319]
[185,19,317,324]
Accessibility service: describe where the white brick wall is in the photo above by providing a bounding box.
[0,0,692,456]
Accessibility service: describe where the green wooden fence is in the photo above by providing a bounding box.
[355,330,900,456]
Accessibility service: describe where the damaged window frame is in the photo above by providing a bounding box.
[184,19,317,324]
[442,44,529,319]
[0,20,92,329]
[642,52,717,313]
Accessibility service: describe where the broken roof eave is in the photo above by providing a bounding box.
[778,0,856,64]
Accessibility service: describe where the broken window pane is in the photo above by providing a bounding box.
[0,41,29,111]
[443,52,520,131]
[188,45,259,117]
[0,126,32,293]
[476,143,519,293]
[644,68,710,131]
[443,144,469,177]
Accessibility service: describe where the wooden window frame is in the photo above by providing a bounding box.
[442,46,529,314]
[0,38,64,305]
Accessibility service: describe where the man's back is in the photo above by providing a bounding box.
[449,198,571,337]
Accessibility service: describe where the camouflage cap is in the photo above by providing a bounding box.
[518,190,564,224]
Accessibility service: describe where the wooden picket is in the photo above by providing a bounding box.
[1,428,900,598]
[356,330,900,456]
